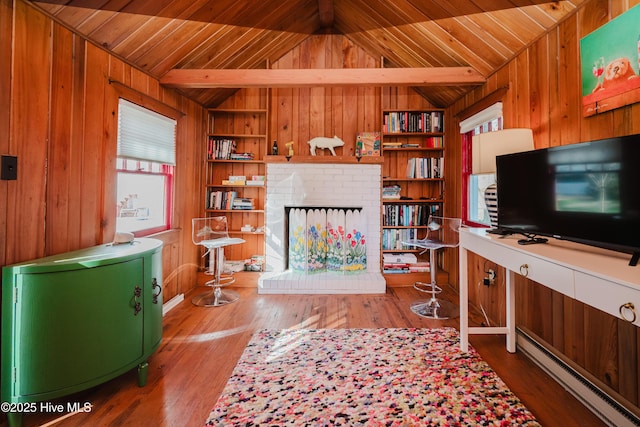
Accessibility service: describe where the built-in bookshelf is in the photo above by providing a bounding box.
[205,98,268,272]
[381,108,445,279]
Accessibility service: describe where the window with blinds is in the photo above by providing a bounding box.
[116,99,176,235]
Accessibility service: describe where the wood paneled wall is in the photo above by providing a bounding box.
[0,0,204,302]
[448,0,640,412]
[270,35,381,155]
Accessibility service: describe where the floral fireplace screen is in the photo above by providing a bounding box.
[287,207,366,273]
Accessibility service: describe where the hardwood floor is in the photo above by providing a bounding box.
[15,285,605,427]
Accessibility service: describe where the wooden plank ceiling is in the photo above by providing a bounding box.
[29,0,587,107]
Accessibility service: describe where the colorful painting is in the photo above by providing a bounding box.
[580,5,640,116]
[288,207,366,274]
[355,132,381,157]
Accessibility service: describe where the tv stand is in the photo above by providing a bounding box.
[459,228,640,353]
[630,251,640,267]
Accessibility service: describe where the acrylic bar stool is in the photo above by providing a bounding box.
[402,216,461,319]
[192,217,245,307]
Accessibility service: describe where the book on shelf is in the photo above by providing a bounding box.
[408,262,430,273]
[208,137,237,160]
[383,204,439,227]
[382,142,403,149]
[224,260,246,273]
[207,190,237,210]
[382,229,421,250]
[425,136,444,148]
[246,175,265,186]
[383,253,418,264]
[406,157,444,179]
[244,255,264,272]
[383,265,410,274]
[383,111,444,133]
[355,132,381,156]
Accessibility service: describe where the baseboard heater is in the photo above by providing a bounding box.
[517,329,640,427]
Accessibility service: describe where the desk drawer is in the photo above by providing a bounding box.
[507,251,574,297]
[473,241,574,297]
[575,271,640,326]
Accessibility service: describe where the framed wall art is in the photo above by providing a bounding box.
[580,4,640,117]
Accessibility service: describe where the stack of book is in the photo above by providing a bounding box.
[382,141,403,149]
[382,185,401,200]
[222,175,247,186]
[244,255,265,272]
[382,253,430,274]
[408,262,430,273]
[246,175,265,186]
[229,152,255,161]
[232,198,255,210]
[383,253,417,274]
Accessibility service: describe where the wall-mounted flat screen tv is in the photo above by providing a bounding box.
[496,134,640,265]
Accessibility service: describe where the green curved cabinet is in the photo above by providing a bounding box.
[1,238,163,426]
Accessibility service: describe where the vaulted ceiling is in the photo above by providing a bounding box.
[29,0,587,107]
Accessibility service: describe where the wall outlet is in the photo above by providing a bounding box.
[484,269,496,286]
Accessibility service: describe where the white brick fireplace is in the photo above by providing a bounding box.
[259,162,386,294]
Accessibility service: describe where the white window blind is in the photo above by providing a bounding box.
[117,99,176,165]
[459,102,503,134]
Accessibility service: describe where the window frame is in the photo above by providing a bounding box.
[460,106,503,227]
[116,158,174,236]
[115,96,178,237]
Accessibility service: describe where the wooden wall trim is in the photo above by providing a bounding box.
[109,79,185,120]
[455,86,509,120]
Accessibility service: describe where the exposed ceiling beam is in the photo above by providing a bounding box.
[317,0,334,29]
[160,67,486,88]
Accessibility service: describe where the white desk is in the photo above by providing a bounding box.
[459,227,640,352]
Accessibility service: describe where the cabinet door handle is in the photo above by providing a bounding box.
[619,302,637,323]
[519,264,529,277]
[133,285,142,316]
[152,278,162,304]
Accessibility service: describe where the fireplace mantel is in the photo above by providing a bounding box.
[259,162,386,294]
[264,155,384,164]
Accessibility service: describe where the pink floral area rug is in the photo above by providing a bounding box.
[205,328,540,426]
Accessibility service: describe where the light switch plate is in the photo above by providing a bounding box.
[1,155,17,180]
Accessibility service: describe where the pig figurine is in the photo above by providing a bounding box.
[307,135,345,156]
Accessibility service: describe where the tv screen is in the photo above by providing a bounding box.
[496,134,640,264]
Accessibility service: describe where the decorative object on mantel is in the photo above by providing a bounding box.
[472,128,534,228]
[355,132,381,157]
[580,4,640,116]
[285,141,294,161]
[307,135,344,156]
